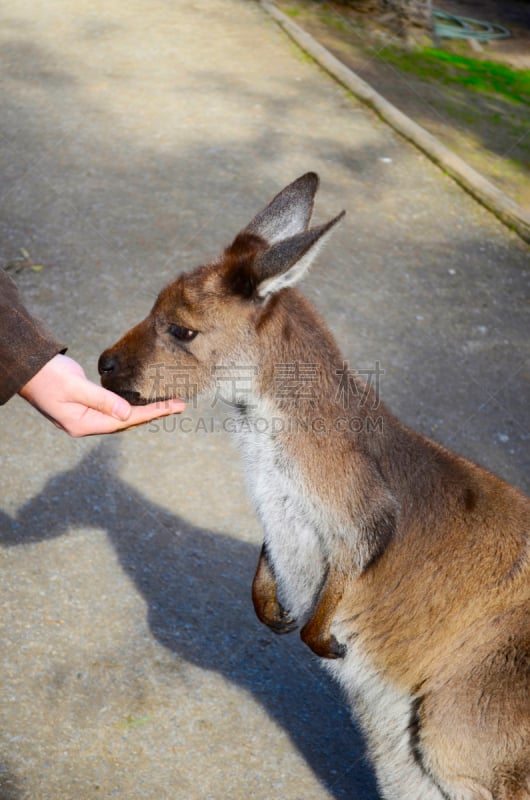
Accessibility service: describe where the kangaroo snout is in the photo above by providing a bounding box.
[98,345,152,405]
[98,315,167,404]
[98,351,119,378]
[98,343,136,400]
[98,348,145,403]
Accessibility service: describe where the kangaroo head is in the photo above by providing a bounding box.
[98,173,344,404]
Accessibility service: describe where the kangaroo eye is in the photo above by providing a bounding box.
[168,324,198,342]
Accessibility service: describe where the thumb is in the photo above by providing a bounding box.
[74,378,132,421]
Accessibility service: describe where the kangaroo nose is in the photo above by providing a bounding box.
[98,351,119,376]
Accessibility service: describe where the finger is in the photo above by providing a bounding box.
[120,399,186,426]
[82,398,186,436]
[70,377,132,421]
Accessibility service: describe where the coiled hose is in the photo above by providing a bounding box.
[433,9,510,41]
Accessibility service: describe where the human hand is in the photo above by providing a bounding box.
[19,354,185,437]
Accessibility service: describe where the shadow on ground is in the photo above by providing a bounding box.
[0,441,381,800]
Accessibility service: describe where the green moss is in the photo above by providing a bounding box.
[376,47,530,105]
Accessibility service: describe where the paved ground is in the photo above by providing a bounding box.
[0,2,528,799]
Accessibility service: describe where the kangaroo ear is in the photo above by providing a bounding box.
[254,211,345,298]
[244,172,319,244]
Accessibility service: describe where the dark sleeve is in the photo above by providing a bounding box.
[0,270,67,404]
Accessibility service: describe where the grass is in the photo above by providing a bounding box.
[375,48,530,105]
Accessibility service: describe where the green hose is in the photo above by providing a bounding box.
[433,9,510,41]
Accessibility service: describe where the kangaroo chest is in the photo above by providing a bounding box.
[233,405,328,620]
[235,412,422,779]
[233,406,427,780]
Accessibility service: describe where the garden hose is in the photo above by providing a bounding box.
[433,9,510,41]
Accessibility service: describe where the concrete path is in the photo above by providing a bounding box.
[0,2,528,799]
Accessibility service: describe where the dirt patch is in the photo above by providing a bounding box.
[276,0,530,210]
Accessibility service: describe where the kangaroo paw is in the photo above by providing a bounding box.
[261,599,298,635]
[300,570,346,659]
[300,623,346,659]
[252,544,297,634]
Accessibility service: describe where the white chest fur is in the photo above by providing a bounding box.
[327,643,445,800]
[232,397,327,620]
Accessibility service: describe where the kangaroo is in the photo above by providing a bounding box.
[99,173,530,800]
